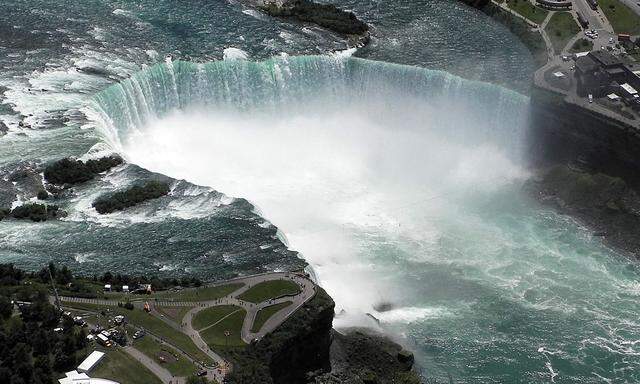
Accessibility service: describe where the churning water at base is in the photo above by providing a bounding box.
[86,55,640,383]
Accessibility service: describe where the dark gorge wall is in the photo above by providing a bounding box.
[225,287,334,384]
[528,90,640,187]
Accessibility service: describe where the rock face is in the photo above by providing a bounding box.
[525,165,640,258]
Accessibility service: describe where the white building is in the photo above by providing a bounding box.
[77,351,105,373]
[58,370,120,384]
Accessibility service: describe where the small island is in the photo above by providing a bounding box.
[44,155,124,185]
[259,0,369,37]
[0,203,64,222]
[92,181,171,214]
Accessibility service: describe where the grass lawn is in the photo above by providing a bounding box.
[154,283,244,302]
[570,37,594,53]
[506,0,549,24]
[61,302,214,365]
[199,308,247,348]
[155,305,193,324]
[133,336,199,377]
[545,12,580,53]
[598,0,640,35]
[92,347,162,384]
[238,280,301,303]
[251,301,292,333]
[192,305,242,331]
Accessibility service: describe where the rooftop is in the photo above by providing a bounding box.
[588,50,622,67]
[58,370,119,384]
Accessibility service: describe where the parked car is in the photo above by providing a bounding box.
[132,330,145,339]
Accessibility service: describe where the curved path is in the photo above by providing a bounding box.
[59,271,316,383]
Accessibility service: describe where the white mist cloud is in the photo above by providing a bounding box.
[121,78,529,325]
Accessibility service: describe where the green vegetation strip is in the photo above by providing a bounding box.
[192,305,242,331]
[251,301,293,333]
[154,283,244,302]
[92,347,162,384]
[199,308,247,348]
[506,0,549,24]
[62,302,214,364]
[598,0,640,35]
[133,336,199,377]
[545,11,580,54]
[238,280,301,303]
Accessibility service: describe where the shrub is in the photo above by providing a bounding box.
[37,190,49,200]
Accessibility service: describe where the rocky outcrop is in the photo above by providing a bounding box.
[525,165,640,258]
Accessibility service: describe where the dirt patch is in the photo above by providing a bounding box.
[156,350,178,364]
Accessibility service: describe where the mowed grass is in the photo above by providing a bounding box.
[155,305,193,324]
[545,12,580,53]
[154,283,244,302]
[251,301,293,333]
[199,308,247,348]
[506,0,549,24]
[133,336,199,377]
[570,37,594,53]
[238,280,301,303]
[192,305,242,331]
[92,347,162,384]
[61,301,213,364]
[598,0,640,35]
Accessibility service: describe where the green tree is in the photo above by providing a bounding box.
[0,296,12,320]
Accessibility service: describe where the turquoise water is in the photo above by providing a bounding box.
[1,1,639,383]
